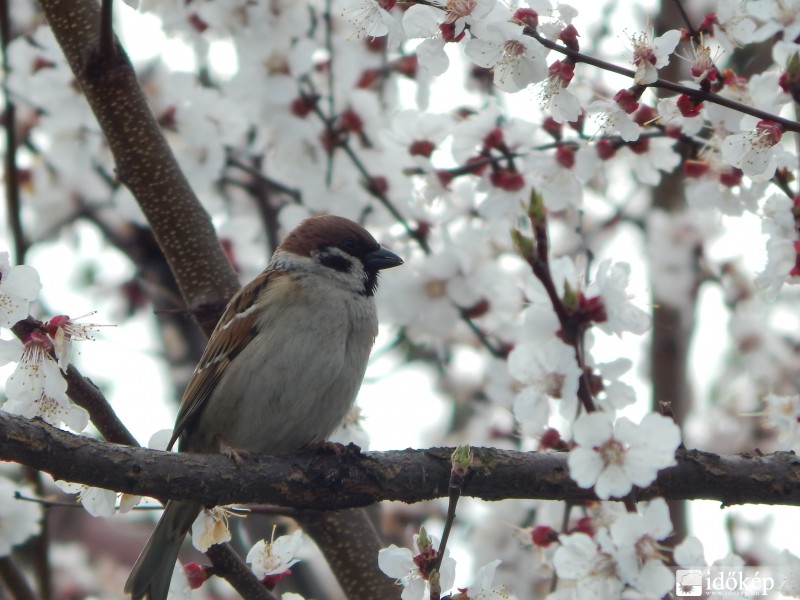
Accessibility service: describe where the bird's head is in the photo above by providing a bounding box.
[275,215,403,296]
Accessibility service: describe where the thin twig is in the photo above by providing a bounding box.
[672,0,696,38]
[227,156,302,202]
[205,544,277,600]
[526,211,596,413]
[530,30,800,133]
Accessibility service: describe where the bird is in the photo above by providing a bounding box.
[125,215,403,600]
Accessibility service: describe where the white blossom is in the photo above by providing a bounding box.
[763,393,800,440]
[3,388,89,432]
[0,333,66,404]
[466,20,548,92]
[587,99,640,141]
[53,480,134,518]
[592,359,636,412]
[342,0,404,48]
[403,0,494,42]
[623,137,682,186]
[246,529,304,579]
[464,560,516,599]
[605,498,673,596]
[378,534,456,600]
[674,535,706,567]
[0,477,41,556]
[46,313,105,370]
[0,253,40,328]
[567,412,680,499]
[510,338,582,431]
[629,28,681,85]
[553,532,623,599]
[721,120,784,180]
[585,260,651,336]
[748,0,800,43]
[538,61,580,124]
[192,505,246,552]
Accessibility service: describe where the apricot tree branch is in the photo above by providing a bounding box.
[529,30,800,133]
[2,413,800,508]
[37,0,239,333]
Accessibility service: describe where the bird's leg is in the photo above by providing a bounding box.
[215,435,252,466]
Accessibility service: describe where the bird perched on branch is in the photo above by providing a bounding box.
[125,215,403,600]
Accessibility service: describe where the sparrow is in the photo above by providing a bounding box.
[125,215,402,600]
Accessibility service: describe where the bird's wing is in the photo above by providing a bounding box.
[167,268,284,450]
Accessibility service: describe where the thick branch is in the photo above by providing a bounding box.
[37,0,239,332]
[2,413,799,507]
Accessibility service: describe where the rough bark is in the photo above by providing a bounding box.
[3,413,800,508]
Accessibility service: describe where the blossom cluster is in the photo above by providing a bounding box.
[0,253,89,431]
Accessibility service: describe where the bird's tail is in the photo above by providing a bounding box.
[125,500,202,600]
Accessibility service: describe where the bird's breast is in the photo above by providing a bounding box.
[186,275,378,455]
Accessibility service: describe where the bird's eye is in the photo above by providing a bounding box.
[340,238,358,254]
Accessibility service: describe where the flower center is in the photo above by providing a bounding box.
[444,0,476,19]
[543,372,566,398]
[425,279,448,299]
[634,534,660,562]
[503,39,525,60]
[597,437,625,467]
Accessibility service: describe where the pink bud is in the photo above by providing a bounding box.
[756,120,783,145]
[183,563,210,590]
[595,138,617,160]
[409,140,436,158]
[555,145,575,169]
[512,8,538,29]
[676,94,702,117]
[531,525,558,547]
[490,169,525,191]
[613,89,640,114]
[45,315,70,338]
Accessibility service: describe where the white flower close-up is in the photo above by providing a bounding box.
[0,476,41,556]
[567,411,681,499]
[378,534,456,600]
[628,27,681,85]
[191,506,245,552]
[0,252,41,328]
[246,529,304,579]
[466,20,548,92]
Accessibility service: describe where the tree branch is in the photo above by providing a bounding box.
[37,0,239,333]
[2,413,800,508]
[529,30,800,133]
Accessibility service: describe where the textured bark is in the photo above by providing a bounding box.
[3,413,800,508]
[205,545,276,600]
[38,0,239,332]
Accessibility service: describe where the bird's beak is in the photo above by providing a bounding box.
[364,246,403,271]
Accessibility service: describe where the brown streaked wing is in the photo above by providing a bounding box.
[166,268,283,450]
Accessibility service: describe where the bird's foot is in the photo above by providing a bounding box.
[215,436,251,467]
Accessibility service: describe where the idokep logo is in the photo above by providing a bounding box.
[675,569,703,597]
[675,566,778,597]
